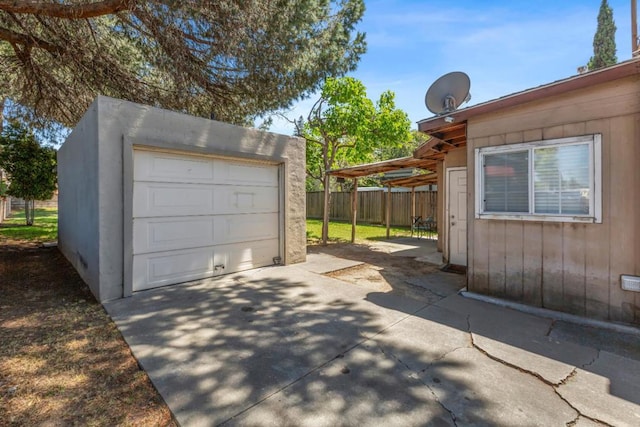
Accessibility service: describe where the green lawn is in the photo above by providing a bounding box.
[306,218,413,243]
[0,208,58,243]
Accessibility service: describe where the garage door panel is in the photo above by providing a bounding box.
[215,185,279,215]
[223,239,279,273]
[214,160,278,187]
[132,239,279,291]
[134,183,278,217]
[133,217,215,254]
[134,182,214,217]
[134,213,278,254]
[132,247,224,291]
[213,213,279,245]
[134,150,215,183]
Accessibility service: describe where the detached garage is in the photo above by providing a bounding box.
[58,96,306,302]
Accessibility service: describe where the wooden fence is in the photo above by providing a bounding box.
[307,190,437,227]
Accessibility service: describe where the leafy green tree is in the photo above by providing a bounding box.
[0,1,366,127]
[0,122,57,225]
[297,77,412,243]
[588,0,617,70]
[374,130,431,161]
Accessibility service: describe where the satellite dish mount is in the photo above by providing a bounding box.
[425,71,471,116]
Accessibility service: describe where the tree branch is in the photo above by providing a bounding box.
[0,26,63,54]
[0,0,133,19]
[306,167,321,181]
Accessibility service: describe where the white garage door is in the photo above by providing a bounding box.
[132,149,280,291]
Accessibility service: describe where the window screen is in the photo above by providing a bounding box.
[483,150,529,213]
[534,144,590,215]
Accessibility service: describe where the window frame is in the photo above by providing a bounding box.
[474,134,602,223]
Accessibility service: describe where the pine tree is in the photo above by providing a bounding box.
[588,0,617,70]
[0,1,366,126]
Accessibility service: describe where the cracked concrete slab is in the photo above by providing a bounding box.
[105,259,640,426]
[420,347,578,426]
[370,304,471,373]
[556,350,640,427]
[405,272,465,298]
[438,294,600,384]
[571,416,607,427]
[549,321,640,361]
[470,333,592,385]
[224,340,455,427]
[298,253,363,274]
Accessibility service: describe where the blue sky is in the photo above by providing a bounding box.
[268,0,634,135]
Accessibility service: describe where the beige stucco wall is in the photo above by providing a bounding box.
[60,96,306,302]
[466,74,640,324]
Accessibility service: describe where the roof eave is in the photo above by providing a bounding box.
[417,58,640,131]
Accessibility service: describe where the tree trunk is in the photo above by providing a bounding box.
[25,199,34,226]
[321,173,331,245]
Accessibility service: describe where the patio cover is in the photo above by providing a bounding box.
[325,127,465,242]
[328,156,437,180]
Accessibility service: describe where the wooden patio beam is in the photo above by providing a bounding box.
[413,135,447,159]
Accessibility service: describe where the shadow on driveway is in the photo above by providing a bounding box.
[105,267,484,426]
[104,256,619,426]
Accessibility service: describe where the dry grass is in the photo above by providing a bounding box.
[0,245,176,426]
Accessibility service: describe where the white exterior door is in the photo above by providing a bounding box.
[132,149,280,291]
[447,168,467,266]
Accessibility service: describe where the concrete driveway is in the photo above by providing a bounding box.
[104,252,640,427]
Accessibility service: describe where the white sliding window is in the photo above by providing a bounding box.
[475,135,602,223]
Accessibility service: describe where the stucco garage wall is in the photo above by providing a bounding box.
[58,104,101,298]
[59,96,306,302]
[466,75,640,324]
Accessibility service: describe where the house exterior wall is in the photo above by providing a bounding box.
[59,96,306,302]
[436,147,467,261]
[436,161,444,252]
[466,74,640,324]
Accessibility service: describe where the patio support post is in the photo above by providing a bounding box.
[411,186,416,235]
[386,184,391,239]
[351,178,358,243]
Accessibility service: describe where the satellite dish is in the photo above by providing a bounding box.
[425,71,471,115]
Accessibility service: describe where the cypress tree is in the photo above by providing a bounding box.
[588,0,617,70]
